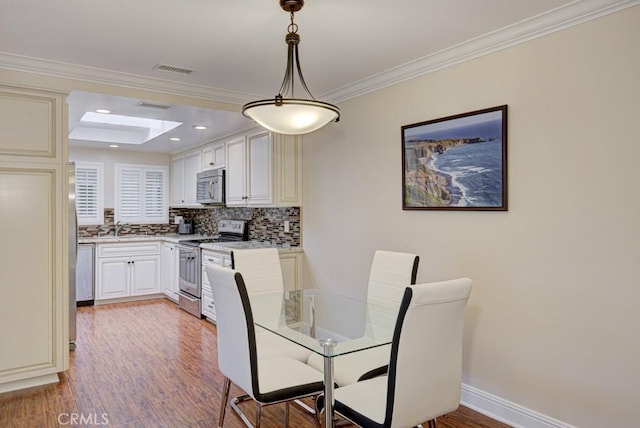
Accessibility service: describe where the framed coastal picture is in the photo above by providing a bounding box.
[401,105,508,211]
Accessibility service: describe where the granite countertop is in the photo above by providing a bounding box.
[78,234,208,244]
[80,235,301,253]
[199,241,301,253]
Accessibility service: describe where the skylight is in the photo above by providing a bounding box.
[69,112,183,145]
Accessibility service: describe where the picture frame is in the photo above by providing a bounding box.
[402,105,508,211]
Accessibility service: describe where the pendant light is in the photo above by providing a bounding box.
[242,0,340,135]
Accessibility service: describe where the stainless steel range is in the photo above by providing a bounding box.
[177,220,248,317]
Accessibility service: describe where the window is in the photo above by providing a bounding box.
[115,164,169,224]
[75,162,104,225]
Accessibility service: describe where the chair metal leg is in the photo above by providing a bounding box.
[284,402,290,427]
[219,377,231,428]
[230,394,255,428]
[255,402,262,428]
[292,396,321,425]
[427,418,437,428]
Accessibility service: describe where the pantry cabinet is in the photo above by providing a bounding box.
[96,242,161,301]
[226,130,302,207]
[0,84,68,392]
[170,149,201,206]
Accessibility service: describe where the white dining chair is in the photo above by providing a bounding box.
[231,248,311,363]
[205,264,325,428]
[324,278,472,428]
[307,250,420,387]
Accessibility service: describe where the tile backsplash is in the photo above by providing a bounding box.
[78,207,301,246]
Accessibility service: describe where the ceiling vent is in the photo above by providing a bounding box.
[152,63,194,75]
[137,101,171,110]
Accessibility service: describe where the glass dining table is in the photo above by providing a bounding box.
[249,288,399,428]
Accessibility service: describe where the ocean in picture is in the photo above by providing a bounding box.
[403,109,505,208]
[428,139,503,207]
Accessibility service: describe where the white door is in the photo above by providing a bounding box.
[184,151,201,204]
[130,255,160,296]
[170,156,185,205]
[161,244,177,300]
[97,257,129,299]
[226,136,247,205]
[247,131,272,205]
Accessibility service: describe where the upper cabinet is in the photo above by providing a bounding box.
[202,142,225,170]
[169,127,301,208]
[170,149,201,207]
[226,130,302,207]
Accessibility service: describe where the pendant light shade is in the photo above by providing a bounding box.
[243,98,340,135]
[242,0,340,135]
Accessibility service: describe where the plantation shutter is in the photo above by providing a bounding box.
[75,163,103,225]
[115,164,168,224]
[144,169,165,220]
[118,167,142,221]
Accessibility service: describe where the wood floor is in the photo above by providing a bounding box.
[0,299,510,427]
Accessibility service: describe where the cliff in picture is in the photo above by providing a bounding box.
[402,106,507,210]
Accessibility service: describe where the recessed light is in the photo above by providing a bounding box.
[109,144,119,148]
[170,137,181,142]
[192,125,208,130]
[95,109,111,114]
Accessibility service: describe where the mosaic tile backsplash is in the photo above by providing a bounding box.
[78,207,301,246]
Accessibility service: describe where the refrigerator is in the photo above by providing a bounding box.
[68,162,77,351]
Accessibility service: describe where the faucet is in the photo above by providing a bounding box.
[115,221,124,237]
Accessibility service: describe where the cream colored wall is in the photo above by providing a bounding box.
[69,147,170,208]
[302,6,640,428]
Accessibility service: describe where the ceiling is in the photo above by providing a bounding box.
[0,0,631,153]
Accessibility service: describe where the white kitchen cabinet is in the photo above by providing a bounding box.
[170,149,201,206]
[96,242,161,301]
[225,129,301,207]
[279,252,302,292]
[161,243,179,302]
[0,84,67,392]
[202,142,225,170]
[130,255,161,295]
[97,257,130,299]
[201,250,232,322]
[225,135,249,205]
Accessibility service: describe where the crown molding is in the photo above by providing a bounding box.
[323,0,640,103]
[0,0,637,105]
[0,51,256,105]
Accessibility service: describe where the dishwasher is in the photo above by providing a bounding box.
[76,243,95,306]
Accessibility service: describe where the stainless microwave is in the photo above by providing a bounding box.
[196,169,225,205]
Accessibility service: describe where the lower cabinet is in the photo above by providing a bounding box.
[161,243,179,301]
[279,252,302,292]
[201,250,232,322]
[200,249,302,322]
[96,242,161,301]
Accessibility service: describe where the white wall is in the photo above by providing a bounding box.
[69,147,170,208]
[302,6,640,428]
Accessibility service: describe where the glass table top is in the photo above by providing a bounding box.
[249,289,399,358]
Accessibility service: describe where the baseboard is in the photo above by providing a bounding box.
[461,383,576,428]
[0,373,59,394]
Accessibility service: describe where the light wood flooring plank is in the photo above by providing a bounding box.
[0,299,510,427]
